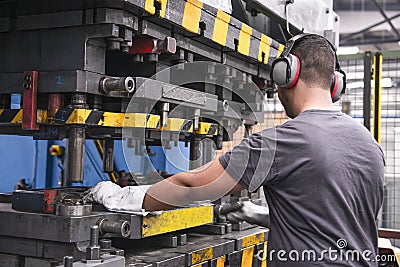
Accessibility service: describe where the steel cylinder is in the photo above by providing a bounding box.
[100,77,136,94]
[65,126,86,184]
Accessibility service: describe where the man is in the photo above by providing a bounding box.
[88,34,384,266]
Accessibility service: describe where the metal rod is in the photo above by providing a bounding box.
[102,138,114,173]
[363,51,372,130]
[65,126,86,184]
[369,0,400,39]
[90,225,99,247]
[190,137,202,170]
[340,12,400,42]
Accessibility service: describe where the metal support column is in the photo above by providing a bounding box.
[190,137,201,170]
[363,51,372,130]
[372,53,382,144]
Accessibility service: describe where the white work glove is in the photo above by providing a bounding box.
[84,181,151,212]
[223,201,270,228]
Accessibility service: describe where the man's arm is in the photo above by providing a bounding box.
[142,158,245,211]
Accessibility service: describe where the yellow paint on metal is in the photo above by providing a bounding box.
[212,10,230,46]
[261,242,268,267]
[0,109,4,116]
[159,0,168,18]
[142,205,213,237]
[192,247,213,265]
[196,122,218,135]
[276,44,285,58]
[161,117,193,132]
[37,110,48,123]
[258,34,271,64]
[146,114,160,129]
[182,0,203,34]
[242,232,265,248]
[11,110,23,124]
[216,255,226,267]
[122,113,147,128]
[65,109,90,124]
[238,23,252,56]
[145,0,156,15]
[372,54,382,144]
[101,112,124,127]
[241,246,254,266]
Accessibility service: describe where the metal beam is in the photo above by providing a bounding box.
[340,37,400,46]
[369,0,400,40]
[340,12,400,43]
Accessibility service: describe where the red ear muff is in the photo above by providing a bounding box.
[270,54,301,88]
[330,71,345,103]
[287,55,300,89]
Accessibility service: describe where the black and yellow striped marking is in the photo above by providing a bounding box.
[137,0,284,66]
[227,242,268,267]
[0,109,218,135]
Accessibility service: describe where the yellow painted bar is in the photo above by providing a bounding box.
[261,242,268,267]
[212,10,230,46]
[258,34,271,64]
[238,23,252,56]
[142,205,213,237]
[37,110,48,123]
[146,114,161,129]
[192,247,213,265]
[216,255,226,267]
[242,232,265,248]
[241,246,254,266]
[182,0,203,34]
[65,109,90,124]
[161,117,193,132]
[10,110,23,124]
[276,44,285,58]
[196,122,218,135]
[0,109,4,116]
[372,54,382,144]
[145,0,156,15]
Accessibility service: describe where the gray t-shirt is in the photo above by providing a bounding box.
[219,109,384,266]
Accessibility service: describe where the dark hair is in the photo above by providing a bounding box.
[291,35,335,89]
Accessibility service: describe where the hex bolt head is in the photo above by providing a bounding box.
[86,246,100,260]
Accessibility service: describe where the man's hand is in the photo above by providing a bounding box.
[84,181,151,212]
[221,201,270,228]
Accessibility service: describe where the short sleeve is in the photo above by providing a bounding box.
[219,127,277,192]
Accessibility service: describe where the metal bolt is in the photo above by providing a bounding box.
[24,75,32,82]
[64,256,73,267]
[114,249,124,256]
[99,239,112,249]
[90,225,99,247]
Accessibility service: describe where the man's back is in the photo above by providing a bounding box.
[265,109,384,266]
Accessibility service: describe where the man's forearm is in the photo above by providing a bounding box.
[142,172,194,211]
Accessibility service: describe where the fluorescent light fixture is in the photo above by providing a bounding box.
[337,46,360,55]
[346,78,392,89]
[381,78,392,88]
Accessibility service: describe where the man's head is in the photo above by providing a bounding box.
[275,34,336,118]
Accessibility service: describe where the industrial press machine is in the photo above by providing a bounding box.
[0,0,338,266]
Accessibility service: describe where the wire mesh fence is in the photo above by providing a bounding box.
[380,54,400,238]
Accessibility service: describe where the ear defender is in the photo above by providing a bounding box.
[270,33,347,102]
[330,71,346,103]
[271,54,301,89]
